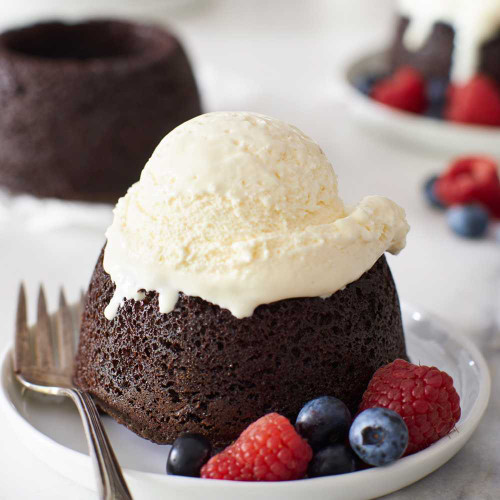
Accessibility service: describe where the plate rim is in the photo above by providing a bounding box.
[0,302,491,498]
[338,49,500,153]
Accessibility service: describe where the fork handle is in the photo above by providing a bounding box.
[64,388,133,500]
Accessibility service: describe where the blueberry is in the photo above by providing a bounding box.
[353,73,387,96]
[295,396,352,449]
[447,204,489,238]
[425,103,444,119]
[167,433,211,477]
[424,78,450,118]
[423,175,445,208]
[426,78,448,117]
[307,444,357,477]
[427,78,448,104]
[349,408,408,466]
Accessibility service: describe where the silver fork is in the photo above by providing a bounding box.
[13,284,133,500]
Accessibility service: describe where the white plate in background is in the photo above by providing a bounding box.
[341,51,500,157]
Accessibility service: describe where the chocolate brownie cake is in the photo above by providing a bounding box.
[73,112,410,447]
[0,20,201,202]
[75,251,406,447]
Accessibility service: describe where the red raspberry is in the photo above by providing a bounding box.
[435,156,500,218]
[201,413,312,481]
[445,75,500,126]
[359,359,461,456]
[372,66,427,114]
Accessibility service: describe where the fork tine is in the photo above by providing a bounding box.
[56,287,75,373]
[14,283,30,374]
[35,285,55,370]
[71,288,86,344]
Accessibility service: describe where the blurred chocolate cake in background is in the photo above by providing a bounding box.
[390,4,500,85]
[0,20,201,203]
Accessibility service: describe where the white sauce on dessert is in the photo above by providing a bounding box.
[103,112,409,320]
[398,0,500,83]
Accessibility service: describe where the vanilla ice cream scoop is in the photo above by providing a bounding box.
[103,112,409,319]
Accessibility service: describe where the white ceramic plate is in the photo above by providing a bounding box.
[0,303,490,500]
[341,51,500,156]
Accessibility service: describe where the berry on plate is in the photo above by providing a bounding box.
[295,396,352,450]
[425,78,448,119]
[307,444,357,477]
[445,75,500,127]
[434,155,500,218]
[201,413,313,481]
[167,433,212,477]
[447,204,490,238]
[359,359,461,456]
[423,175,446,209]
[349,408,408,466]
[354,73,387,96]
[372,66,427,114]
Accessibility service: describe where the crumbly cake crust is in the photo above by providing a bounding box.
[75,250,407,447]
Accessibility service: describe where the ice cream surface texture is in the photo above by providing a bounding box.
[103,112,409,320]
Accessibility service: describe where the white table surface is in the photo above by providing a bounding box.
[0,1,499,498]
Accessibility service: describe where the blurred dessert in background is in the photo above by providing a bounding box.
[391,0,500,87]
[0,20,201,203]
[74,111,409,448]
[360,1,500,126]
